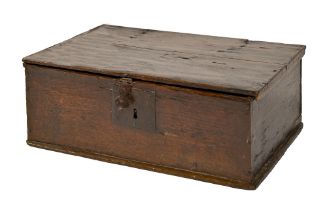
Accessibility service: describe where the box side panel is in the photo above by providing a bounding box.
[251,60,302,173]
[25,64,252,182]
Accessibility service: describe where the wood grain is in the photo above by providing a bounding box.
[23,25,305,97]
[26,120,302,190]
[25,64,252,182]
[251,60,302,173]
[23,26,305,189]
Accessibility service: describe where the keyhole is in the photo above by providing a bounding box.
[133,108,138,119]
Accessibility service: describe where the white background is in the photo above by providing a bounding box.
[0,0,326,209]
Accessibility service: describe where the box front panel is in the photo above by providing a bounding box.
[26,64,252,182]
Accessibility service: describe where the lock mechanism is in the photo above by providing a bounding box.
[112,78,156,132]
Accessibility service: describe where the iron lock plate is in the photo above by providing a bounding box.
[112,78,156,132]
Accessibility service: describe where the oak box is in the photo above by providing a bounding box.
[23,25,305,189]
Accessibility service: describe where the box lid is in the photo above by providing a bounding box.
[23,24,305,97]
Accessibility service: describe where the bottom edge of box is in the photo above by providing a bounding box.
[26,122,303,190]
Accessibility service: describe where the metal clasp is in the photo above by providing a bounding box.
[112,78,156,132]
[114,78,134,109]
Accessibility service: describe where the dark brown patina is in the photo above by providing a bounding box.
[23,25,305,189]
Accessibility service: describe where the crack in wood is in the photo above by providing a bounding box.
[112,43,287,65]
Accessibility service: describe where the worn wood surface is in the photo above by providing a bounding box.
[25,64,253,182]
[23,26,305,189]
[25,62,303,189]
[251,60,302,173]
[23,24,305,97]
[27,121,302,190]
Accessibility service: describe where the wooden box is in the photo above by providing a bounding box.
[23,25,305,189]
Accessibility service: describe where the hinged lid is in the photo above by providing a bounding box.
[23,24,305,97]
